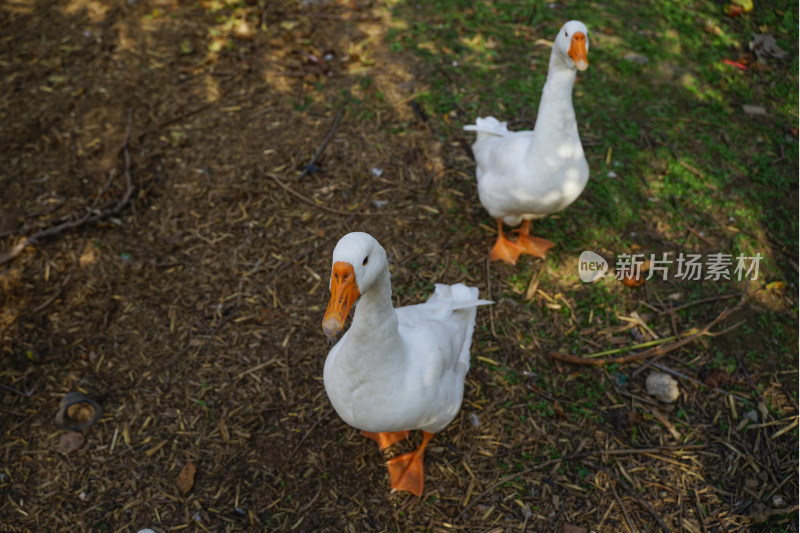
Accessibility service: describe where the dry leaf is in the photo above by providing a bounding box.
[177,461,196,494]
[765,280,786,293]
[56,431,85,455]
[552,400,566,419]
[724,4,743,17]
[563,523,589,533]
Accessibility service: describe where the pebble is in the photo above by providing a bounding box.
[645,372,679,403]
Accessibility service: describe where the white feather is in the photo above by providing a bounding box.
[463,20,591,227]
[323,233,491,434]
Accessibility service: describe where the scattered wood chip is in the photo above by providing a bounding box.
[651,408,681,440]
[177,461,196,494]
[562,523,588,533]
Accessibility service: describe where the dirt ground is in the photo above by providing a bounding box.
[0,0,797,532]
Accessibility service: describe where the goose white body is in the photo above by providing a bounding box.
[465,20,590,227]
[323,233,491,435]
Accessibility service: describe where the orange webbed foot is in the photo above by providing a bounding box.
[362,430,410,450]
[386,450,425,496]
[489,219,522,265]
[513,220,555,259]
[385,432,434,497]
[515,234,555,258]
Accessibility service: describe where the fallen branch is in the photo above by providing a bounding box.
[297,90,350,180]
[0,197,66,239]
[550,290,747,367]
[0,110,136,267]
[580,334,682,360]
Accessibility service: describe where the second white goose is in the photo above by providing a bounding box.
[464,20,591,265]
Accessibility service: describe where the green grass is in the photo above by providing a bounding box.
[388,0,798,259]
[384,4,798,525]
[386,0,797,369]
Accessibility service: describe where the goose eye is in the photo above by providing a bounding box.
[564,30,568,37]
[362,256,369,266]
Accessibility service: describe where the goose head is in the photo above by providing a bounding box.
[322,232,387,337]
[553,20,589,71]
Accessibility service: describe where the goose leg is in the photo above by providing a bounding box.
[489,218,522,265]
[385,431,434,497]
[362,430,410,450]
[514,220,555,259]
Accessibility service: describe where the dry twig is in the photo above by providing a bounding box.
[656,293,738,315]
[582,460,672,533]
[284,407,331,464]
[611,482,637,533]
[457,444,703,522]
[266,173,400,217]
[550,290,747,367]
[297,90,350,180]
[0,111,136,266]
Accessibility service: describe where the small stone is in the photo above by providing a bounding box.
[742,104,767,116]
[646,372,680,403]
[56,431,85,455]
[623,52,649,64]
[743,410,759,422]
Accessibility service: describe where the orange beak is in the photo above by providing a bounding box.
[568,32,588,71]
[322,261,360,337]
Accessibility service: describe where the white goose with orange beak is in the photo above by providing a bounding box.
[464,20,591,265]
[322,232,491,497]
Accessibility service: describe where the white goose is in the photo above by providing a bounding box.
[321,232,491,496]
[464,20,590,265]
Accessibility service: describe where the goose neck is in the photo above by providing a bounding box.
[350,272,398,339]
